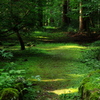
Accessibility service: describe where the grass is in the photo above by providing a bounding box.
[0,43,96,100]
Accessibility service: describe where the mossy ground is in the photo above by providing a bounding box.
[0,43,95,100]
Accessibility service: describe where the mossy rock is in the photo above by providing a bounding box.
[0,88,19,100]
[79,70,100,100]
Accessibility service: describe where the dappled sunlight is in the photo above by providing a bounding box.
[34,31,43,34]
[58,45,86,49]
[35,36,48,39]
[39,45,87,51]
[4,46,21,50]
[48,88,78,95]
[41,79,66,82]
[67,74,85,78]
[43,26,57,29]
[28,78,67,82]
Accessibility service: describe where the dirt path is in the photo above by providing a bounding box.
[25,44,91,100]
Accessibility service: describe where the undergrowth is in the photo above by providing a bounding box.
[80,41,100,69]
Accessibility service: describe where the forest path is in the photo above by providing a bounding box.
[24,43,91,100]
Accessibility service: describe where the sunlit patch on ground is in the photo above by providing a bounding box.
[67,74,85,78]
[2,46,21,50]
[43,26,57,29]
[34,31,43,34]
[58,45,86,49]
[41,79,66,82]
[48,88,78,95]
[35,36,48,39]
[39,45,87,50]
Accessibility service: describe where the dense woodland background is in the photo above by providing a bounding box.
[0,0,100,50]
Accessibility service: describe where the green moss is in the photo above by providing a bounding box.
[79,70,100,100]
[0,88,19,100]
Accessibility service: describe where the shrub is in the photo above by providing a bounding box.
[0,67,41,100]
[0,49,13,59]
[81,48,100,69]
[91,40,100,46]
[0,69,26,90]
[23,87,38,100]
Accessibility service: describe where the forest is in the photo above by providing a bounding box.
[0,0,100,100]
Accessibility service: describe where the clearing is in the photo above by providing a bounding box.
[8,43,93,100]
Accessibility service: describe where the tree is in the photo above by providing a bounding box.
[0,0,37,50]
[62,0,70,26]
[37,0,44,28]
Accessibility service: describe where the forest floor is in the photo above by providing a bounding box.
[11,43,94,100]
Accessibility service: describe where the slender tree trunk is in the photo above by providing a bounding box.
[62,0,70,26]
[79,1,83,32]
[15,28,25,50]
[37,0,43,28]
[10,0,25,50]
[79,1,90,33]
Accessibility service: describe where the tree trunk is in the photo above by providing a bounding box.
[15,28,25,50]
[79,1,90,33]
[62,0,70,26]
[37,0,43,28]
[79,1,83,32]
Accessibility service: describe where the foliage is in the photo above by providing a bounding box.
[81,47,100,69]
[0,49,13,59]
[0,67,25,100]
[23,87,39,100]
[0,60,42,100]
[91,40,100,46]
[2,62,17,71]
[0,69,26,90]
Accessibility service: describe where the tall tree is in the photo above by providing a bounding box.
[62,0,70,26]
[79,1,83,32]
[79,0,100,33]
[37,0,44,28]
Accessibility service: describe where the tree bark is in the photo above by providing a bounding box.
[15,28,25,50]
[79,1,90,33]
[79,1,83,32]
[37,0,43,28]
[62,0,70,26]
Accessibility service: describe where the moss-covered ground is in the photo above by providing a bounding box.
[1,43,95,100]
